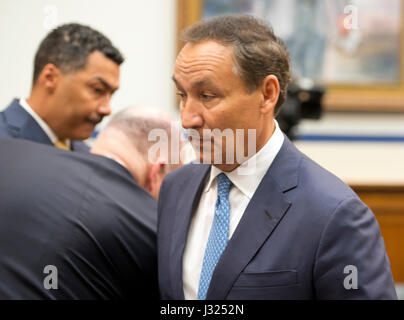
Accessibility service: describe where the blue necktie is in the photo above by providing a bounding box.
[197,173,232,300]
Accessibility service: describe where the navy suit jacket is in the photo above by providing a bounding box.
[158,136,397,299]
[0,99,89,152]
[0,138,157,299]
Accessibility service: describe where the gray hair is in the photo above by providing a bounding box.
[105,108,173,157]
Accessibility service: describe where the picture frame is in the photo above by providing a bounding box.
[177,0,404,111]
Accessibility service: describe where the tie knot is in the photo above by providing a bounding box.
[217,173,231,197]
[54,139,69,150]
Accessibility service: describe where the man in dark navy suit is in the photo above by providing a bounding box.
[0,105,182,299]
[0,23,123,152]
[158,15,397,300]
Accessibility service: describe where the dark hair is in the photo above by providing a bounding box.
[181,14,291,115]
[32,23,124,84]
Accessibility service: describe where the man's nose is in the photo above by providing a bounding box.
[98,96,112,116]
[181,98,203,129]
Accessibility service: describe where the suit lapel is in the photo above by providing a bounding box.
[170,164,211,299]
[3,99,52,146]
[206,174,291,299]
[206,137,301,299]
[4,100,91,152]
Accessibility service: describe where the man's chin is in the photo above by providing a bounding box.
[80,121,99,138]
[69,127,96,141]
[194,151,225,165]
[192,145,236,165]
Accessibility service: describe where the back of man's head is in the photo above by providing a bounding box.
[104,106,174,162]
[92,105,185,199]
[33,23,124,85]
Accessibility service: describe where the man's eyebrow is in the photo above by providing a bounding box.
[171,75,177,84]
[92,76,118,92]
[172,76,215,90]
[193,78,215,88]
[172,76,184,91]
[172,76,180,86]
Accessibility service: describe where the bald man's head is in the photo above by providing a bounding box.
[104,105,174,160]
[91,105,185,200]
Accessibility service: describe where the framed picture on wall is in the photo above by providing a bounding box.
[177,0,404,111]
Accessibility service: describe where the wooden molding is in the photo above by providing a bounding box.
[353,184,404,282]
[176,0,203,54]
[177,0,404,112]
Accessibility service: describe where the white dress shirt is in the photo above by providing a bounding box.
[19,98,70,148]
[182,120,285,299]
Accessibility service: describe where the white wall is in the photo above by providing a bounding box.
[0,0,179,129]
[297,112,404,137]
[2,1,403,139]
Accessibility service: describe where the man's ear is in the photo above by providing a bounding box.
[260,75,280,115]
[146,161,166,193]
[36,63,62,92]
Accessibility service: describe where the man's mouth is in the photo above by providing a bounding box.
[189,135,211,143]
[86,116,102,125]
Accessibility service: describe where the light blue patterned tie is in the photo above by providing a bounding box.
[197,173,232,300]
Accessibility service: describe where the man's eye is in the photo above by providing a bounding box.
[176,92,186,99]
[93,87,104,95]
[201,93,215,101]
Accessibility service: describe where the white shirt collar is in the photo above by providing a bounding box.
[19,98,70,147]
[204,120,284,199]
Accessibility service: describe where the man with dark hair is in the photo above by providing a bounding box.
[158,15,397,299]
[0,23,124,151]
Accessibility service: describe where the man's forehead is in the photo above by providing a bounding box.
[176,41,233,65]
[174,41,235,82]
[91,75,120,92]
[76,52,120,89]
[172,74,217,89]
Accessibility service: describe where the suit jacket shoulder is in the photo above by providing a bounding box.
[0,99,89,152]
[0,138,157,299]
[158,136,397,300]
